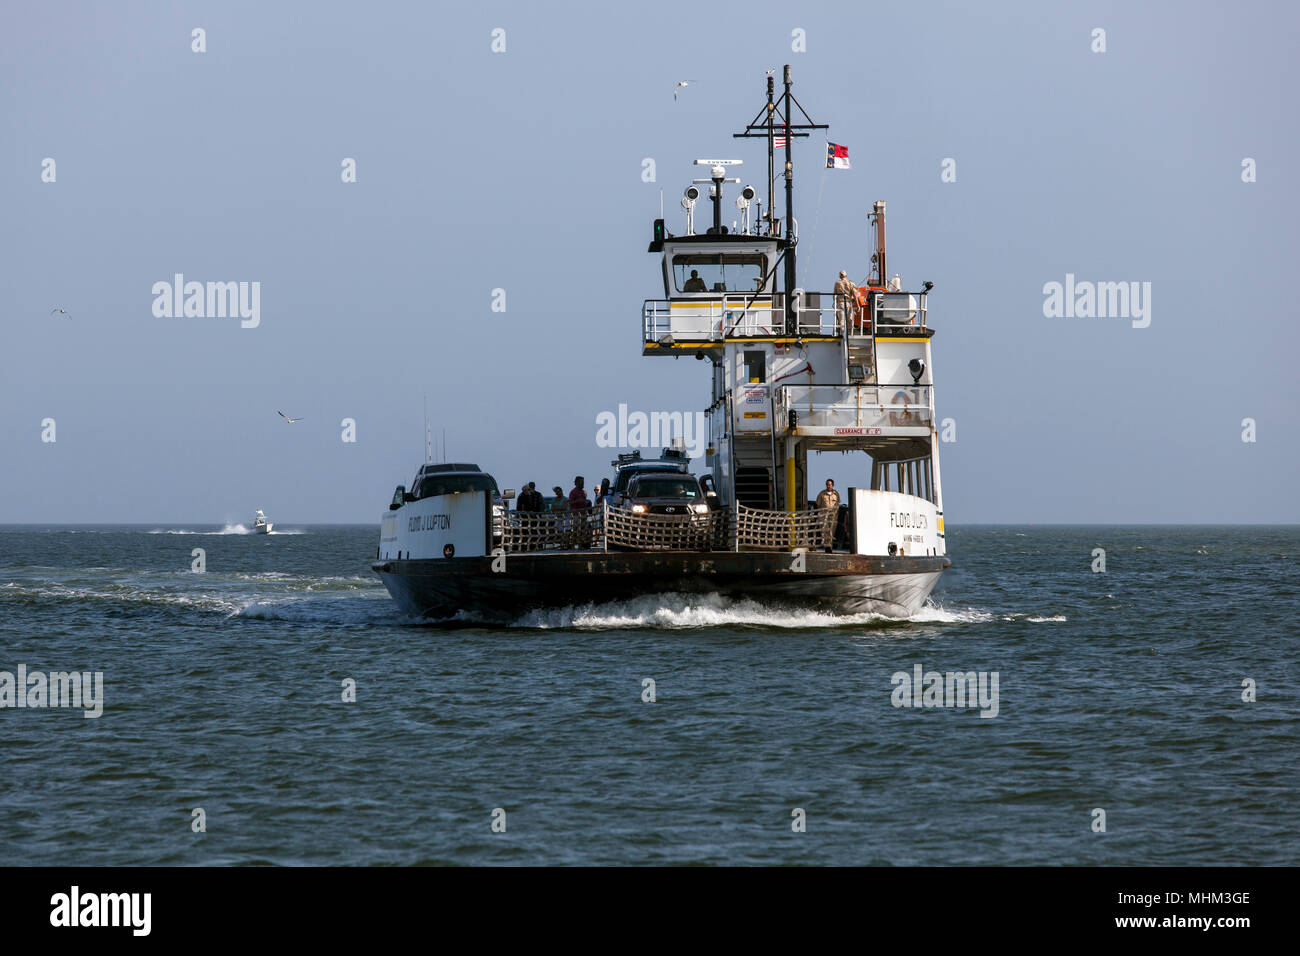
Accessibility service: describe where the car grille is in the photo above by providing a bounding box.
[649,503,693,515]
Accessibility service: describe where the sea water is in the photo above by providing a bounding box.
[0,525,1295,865]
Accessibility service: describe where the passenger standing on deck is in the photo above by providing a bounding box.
[816,478,840,511]
[568,476,591,512]
[834,270,856,333]
[816,479,841,553]
[517,482,542,512]
[595,477,612,508]
[550,486,569,513]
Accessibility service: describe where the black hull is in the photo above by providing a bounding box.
[373,551,949,623]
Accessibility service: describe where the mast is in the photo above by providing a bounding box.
[782,65,795,328]
[733,65,827,331]
[765,75,775,235]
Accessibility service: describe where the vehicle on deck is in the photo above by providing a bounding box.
[621,473,709,516]
[619,473,714,549]
[609,449,690,506]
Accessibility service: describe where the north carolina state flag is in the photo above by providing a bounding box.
[826,142,851,169]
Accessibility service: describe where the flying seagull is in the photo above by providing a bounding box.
[50,308,69,317]
[277,411,304,423]
[673,80,696,101]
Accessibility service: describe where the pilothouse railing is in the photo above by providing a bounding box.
[872,291,927,328]
[643,292,841,342]
[643,290,929,343]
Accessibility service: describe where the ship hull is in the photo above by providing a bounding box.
[373,551,949,623]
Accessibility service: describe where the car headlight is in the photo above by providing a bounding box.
[631,504,647,513]
[692,503,709,514]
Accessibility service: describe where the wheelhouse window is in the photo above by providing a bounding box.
[672,254,766,294]
[416,474,498,499]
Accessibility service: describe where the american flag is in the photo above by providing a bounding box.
[773,135,787,148]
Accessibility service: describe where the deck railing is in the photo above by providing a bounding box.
[501,509,602,553]
[775,383,933,431]
[733,503,835,551]
[642,292,844,343]
[501,502,836,554]
[643,290,930,344]
[605,506,724,551]
[873,291,927,328]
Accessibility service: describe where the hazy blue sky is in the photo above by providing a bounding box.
[2,0,1296,523]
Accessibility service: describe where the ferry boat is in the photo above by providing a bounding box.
[252,510,272,534]
[373,66,949,621]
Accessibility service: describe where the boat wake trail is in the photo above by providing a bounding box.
[149,523,249,535]
[233,593,397,626]
[502,593,993,631]
[147,524,305,535]
[3,569,388,627]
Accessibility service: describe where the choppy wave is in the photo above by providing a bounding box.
[2,570,385,623]
[908,603,995,624]
[229,573,375,590]
[505,593,994,631]
[1,580,246,615]
[233,594,394,626]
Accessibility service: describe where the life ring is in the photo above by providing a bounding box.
[889,390,915,426]
[852,287,872,334]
